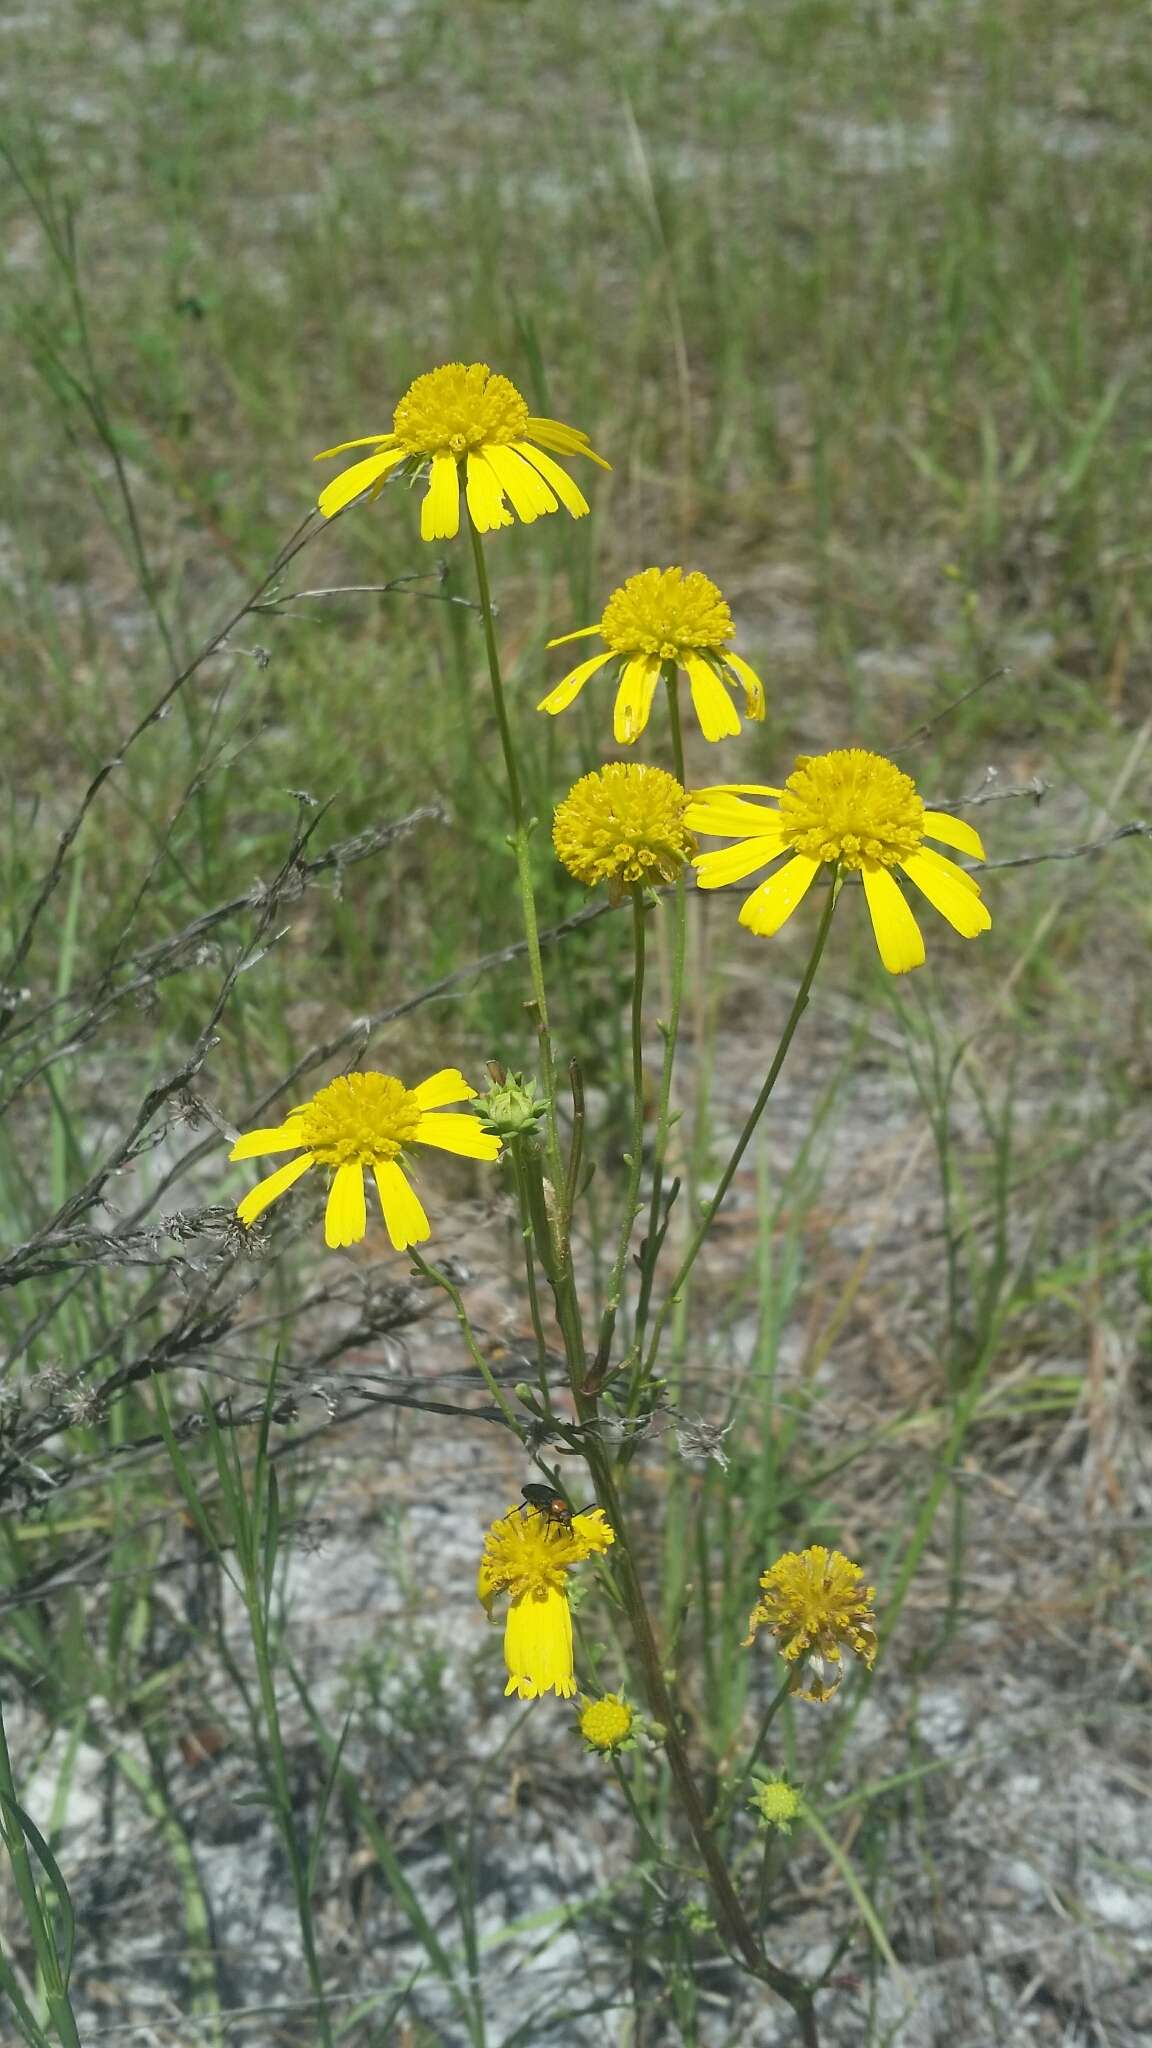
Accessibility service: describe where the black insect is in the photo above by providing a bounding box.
[519,1483,596,1528]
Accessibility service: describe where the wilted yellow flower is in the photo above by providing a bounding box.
[688,749,991,974]
[478,1505,615,1701]
[749,1775,803,1833]
[314,362,609,540]
[553,762,694,899]
[744,1545,877,1702]
[538,567,765,744]
[579,1694,634,1752]
[230,1068,501,1251]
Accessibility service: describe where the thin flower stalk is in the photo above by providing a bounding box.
[592,888,648,1379]
[409,1247,524,1436]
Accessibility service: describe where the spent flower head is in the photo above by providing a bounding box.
[749,1774,803,1834]
[478,1503,615,1701]
[744,1545,878,1702]
[314,362,609,541]
[553,762,694,901]
[688,748,991,973]
[230,1067,501,1251]
[578,1693,634,1753]
[539,566,765,745]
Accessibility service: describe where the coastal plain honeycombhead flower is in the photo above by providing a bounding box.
[230,1068,501,1251]
[579,1693,634,1753]
[313,362,609,541]
[687,748,991,974]
[538,566,766,744]
[749,1774,803,1834]
[478,1504,615,1701]
[744,1545,877,1703]
[553,762,694,900]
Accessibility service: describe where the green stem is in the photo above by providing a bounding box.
[591,888,648,1382]
[714,1671,794,1833]
[507,1141,553,1406]
[465,510,565,1200]
[633,672,689,1353]
[410,1248,525,1435]
[0,1696,82,2048]
[643,879,839,1376]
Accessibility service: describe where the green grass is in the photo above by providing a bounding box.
[1,2,1150,2043]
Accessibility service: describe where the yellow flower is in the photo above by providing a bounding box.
[688,748,991,974]
[743,1545,877,1703]
[552,762,694,900]
[230,1068,501,1251]
[579,1693,634,1752]
[313,362,610,541]
[477,1504,615,1701]
[749,1775,803,1833]
[538,567,765,745]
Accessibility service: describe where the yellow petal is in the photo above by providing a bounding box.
[413,1067,476,1110]
[693,835,787,889]
[317,447,406,519]
[537,650,615,716]
[483,444,557,522]
[910,844,983,895]
[683,653,741,742]
[722,649,766,720]
[465,450,514,534]
[324,1162,366,1249]
[236,1151,315,1227]
[525,415,612,470]
[612,654,662,744]
[373,1161,430,1250]
[900,851,991,938]
[685,794,783,836]
[421,452,461,541]
[513,441,589,518]
[738,855,822,938]
[691,783,784,799]
[229,1118,307,1161]
[861,863,926,973]
[921,810,987,861]
[545,624,600,649]
[313,433,398,460]
[503,1585,576,1700]
[415,1112,502,1160]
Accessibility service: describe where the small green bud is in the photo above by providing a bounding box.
[749,1773,802,1834]
[478,1064,548,1139]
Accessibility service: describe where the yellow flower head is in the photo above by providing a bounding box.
[749,1775,803,1833]
[538,567,766,745]
[553,763,694,900]
[743,1545,877,1703]
[477,1504,615,1702]
[313,362,610,541]
[230,1067,501,1252]
[688,748,991,974]
[579,1693,634,1752]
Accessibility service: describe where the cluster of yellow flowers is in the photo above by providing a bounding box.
[224,361,981,1706]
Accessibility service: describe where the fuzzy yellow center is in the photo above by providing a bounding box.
[599,567,734,661]
[392,362,530,459]
[292,1072,422,1167]
[778,749,925,870]
[580,1695,633,1750]
[750,1778,802,1830]
[749,1546,877,1665]
[553,763,695,893]
[481,1513,581,1599]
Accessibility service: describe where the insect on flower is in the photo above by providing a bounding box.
[519,1482,597,1528]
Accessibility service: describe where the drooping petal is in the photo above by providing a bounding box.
[738,855,822,938]
[612,654,662,744]
[685,794,784,836]
[421,452,461,541]
[693,835,788,889]
[415,1112,502,1160]
[236,1151,315,1228]
[513,441,590,518]
[373,1161,431,1251]
[413,1068,477,1110]
[861,863,926,974]
[483,444,558,522]
[313,433,398,460]
[503,1584,577,1700]
[900,851,992,938]
[229,1118,307,1161]
[722,649,767,719]
[525,416,612,470]
[545,624,601,649]
[317,447,407,518]
[537,650,615,716]
[465,450,514,534]
[921,810,987,861]
[324,1162,367,1249]
[683,654,742,742]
